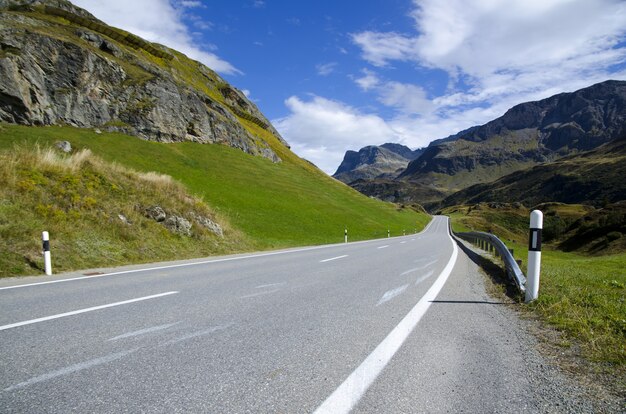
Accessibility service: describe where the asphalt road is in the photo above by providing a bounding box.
[0,216,576,413]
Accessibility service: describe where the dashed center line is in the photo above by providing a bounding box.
[320,255,348,263]
[377,245,389,249]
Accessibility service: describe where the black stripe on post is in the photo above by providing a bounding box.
[528,228,542,252]
[43,240,50,252]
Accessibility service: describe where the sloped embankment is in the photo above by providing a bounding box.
[0,143,247,276]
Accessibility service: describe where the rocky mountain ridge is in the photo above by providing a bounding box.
[333,143,423,183]
[0,0,288,161]
[336,80,626,207]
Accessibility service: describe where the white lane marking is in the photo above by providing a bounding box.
[0,292,179,331]
[255,282,286,289]
[108,322,179,341]
[240,289,280,299]
[415,270,435,286]
[400,241,406,244]
[313,217,458,414]
[320,255,348,263]
[3,348,139,392]
[377,245,389,249]
[410,239,416,241]
[0,222,434,292]
[161,324,232,346]
[376,284,409,306]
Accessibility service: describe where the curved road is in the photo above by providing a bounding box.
[0,216,571,412]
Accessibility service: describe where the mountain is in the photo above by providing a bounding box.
[0,0,289,162]
[333,143,423,183]
[437,133,626,209]
[341,80,626,206]
[0,1,430,275]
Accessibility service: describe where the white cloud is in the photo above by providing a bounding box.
[354,68,380,91]
[330,0,626,174]
[377,82,433,115]
[353,0,626,95]
[273,96,403,174]
[316,62,338,76]
[72,0,240,75]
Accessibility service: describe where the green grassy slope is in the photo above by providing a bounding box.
[0,124,429,264]
[0,144,247,276]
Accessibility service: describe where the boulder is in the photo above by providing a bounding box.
[163,216,192,236]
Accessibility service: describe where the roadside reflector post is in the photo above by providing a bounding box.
[344,228,348,244]
[42,231,52,276]
[525,210,543,303]
[387,229,390,238]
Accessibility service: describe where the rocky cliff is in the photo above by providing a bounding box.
[0,0,288,161]
[333,143,423,183]
[339,80,626,206]
[401,80,626,181]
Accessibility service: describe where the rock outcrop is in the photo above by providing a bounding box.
[0,0,289,162]
[333,143,423,183]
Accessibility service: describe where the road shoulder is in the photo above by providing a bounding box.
[355,239,610,413]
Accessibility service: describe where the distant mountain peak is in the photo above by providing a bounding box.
[333,143,424,183]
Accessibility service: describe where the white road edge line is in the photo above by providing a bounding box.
[320,255,348,263]
[313,217,458,414]
[0,218,436,291]
[0,291,179,331]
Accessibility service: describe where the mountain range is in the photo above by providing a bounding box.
[333,80,626,209]
[0,0,428,275]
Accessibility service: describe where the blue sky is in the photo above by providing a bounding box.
[73,0,626,174]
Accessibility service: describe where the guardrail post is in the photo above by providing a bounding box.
[525,210,543,303]
[42,231,52,275]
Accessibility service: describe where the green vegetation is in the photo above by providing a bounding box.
[0,143,246,277]
[445,203,625,374]
[0,123,429,276]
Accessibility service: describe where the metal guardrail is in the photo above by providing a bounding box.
[453,231,527,293]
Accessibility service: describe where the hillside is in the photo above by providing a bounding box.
[438,135,626,210]
[0,123,430,276]
[333,143,423,183]
[0,143,247,276]
[0,1,430,276]
[0,0,288,161]
[340,80,626,206]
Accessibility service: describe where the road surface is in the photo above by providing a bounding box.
[0,216,583,412]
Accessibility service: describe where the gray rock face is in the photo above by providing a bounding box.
[333,143,423,184]
[401,80,626,179]
[190,211,223,237]
[145,206,166,222]
[163,216,192,236]
[55,140,71,153]
[0,3,288,162]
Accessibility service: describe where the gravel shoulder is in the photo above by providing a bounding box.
[355,238,621,413]
[456,239,625,413]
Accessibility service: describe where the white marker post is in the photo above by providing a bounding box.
[344,228,348,244]
[42,231,52,276]
[387,229,390,238]
[525,210,543,303]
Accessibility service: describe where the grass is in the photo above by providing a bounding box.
[446,205,625,376]
[0,124,429,275]
[0,144,247,277]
